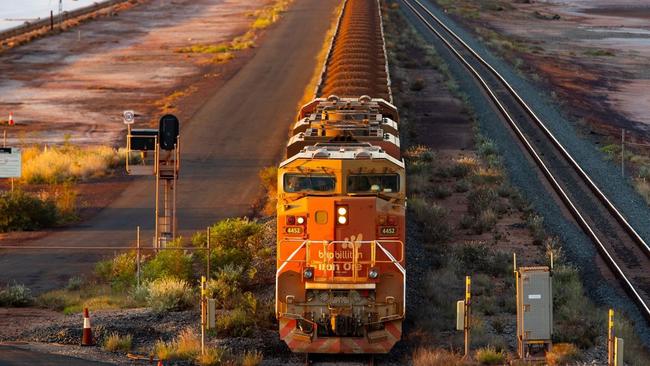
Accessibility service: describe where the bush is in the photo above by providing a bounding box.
[409,197,451,244]
[527,214,545,244]
[216,307,255,337]
[475,346,506,364]
[552,265,601,347]
[103,333,132,352]
[412,348,463,366]
[95,252,136,290]
[259,166,277,215]
[208,218,263,251]
[455,179,470,193]
[467,187,496,216]
[142,245,193,282]
[472,208,497,234]
[207,265,245,309]
[0,190,58,232]
[147,278,194,313]
[0,283,33,307]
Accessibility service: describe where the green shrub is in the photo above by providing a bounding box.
[409,197,451,244]
[455,179,470,193]
[432,185,452,199]
[95,252,136,290]
[467,187,496,216]
[0,283,33,307]
[472,208,497,234]
[207,265,245,309]
[142,246,193,282]
[475,345,506,364]
[0,190,58,232]
[208,218,263,251]
[215,307,255,337]
[552,265,601,347]
[65,276,83,291]
[410,78,426,91]
[103,332,132,352]
[147,278,194,313]
[527,214,545,244]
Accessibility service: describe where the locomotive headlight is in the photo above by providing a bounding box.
[337,207,347,216]
[336,205,348,225]
[303,267,314,279]
[337,215,347,224]
[369,268,379,279]
[296,216,305,225]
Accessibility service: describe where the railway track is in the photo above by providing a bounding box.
[400,0,650,322]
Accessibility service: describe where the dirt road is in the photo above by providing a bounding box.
[0,0,339,293]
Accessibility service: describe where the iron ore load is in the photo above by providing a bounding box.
[275,0,405,354]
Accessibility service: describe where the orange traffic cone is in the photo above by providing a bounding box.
[8,112,14,126]
[81,307,94,346]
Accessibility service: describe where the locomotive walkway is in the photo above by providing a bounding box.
[0,0,339,293]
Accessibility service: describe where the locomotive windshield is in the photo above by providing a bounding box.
[347,174,399,193]
[284,174,336,193]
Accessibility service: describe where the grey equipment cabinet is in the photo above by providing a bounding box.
[516,266,552,359]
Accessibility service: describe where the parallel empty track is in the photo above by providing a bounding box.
[402,0,650,321]
[317,0,392,101]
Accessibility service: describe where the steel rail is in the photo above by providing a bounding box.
[408,0,650,259]
[401,0,650,321]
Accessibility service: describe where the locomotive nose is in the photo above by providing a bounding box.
[306,198,376,241]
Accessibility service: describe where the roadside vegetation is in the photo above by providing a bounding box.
[28,216,273,363]
[383,1,650,364]
[0,143,126,232]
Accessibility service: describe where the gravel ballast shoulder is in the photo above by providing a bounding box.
[399,0,650,346]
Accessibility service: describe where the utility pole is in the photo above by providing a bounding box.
[464,276,471,359]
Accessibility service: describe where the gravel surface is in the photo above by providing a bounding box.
[400,0,650,346]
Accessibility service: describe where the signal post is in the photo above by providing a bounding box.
[125,112,180,248]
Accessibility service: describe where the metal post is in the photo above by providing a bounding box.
[201,276,207,356]
[621,129,625,177]
[154,142,160,249]
[136,226,141,287]
[608,309,615,366]
[3,129,6,147]
[464,276,471,359]
[50,11,54,30]
[206,227,211,279]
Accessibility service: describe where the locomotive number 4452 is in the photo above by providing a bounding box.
[380,226,397,236]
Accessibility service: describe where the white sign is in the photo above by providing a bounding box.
[528,294,542,300]
[0,147,21,178]
[123,110,135,125]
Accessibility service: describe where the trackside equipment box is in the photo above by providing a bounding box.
[516,266,552,359]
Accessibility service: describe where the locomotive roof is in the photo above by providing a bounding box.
[279,144,404,169]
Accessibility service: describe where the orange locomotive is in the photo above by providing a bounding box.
[276,95,405,353]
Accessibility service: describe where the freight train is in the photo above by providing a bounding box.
[275,93,405,354]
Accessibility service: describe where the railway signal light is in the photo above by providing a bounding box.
[159,114,179,151]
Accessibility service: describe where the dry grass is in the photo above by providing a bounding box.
[154,328,201,361]
[196,347,227,366]
[412,347,464,366]
[475,345,506,364]
[241,350,263,366]
[103,332,133,352]
[147,277,194,313]
[21,145,124,184]
[545,343,579,366]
